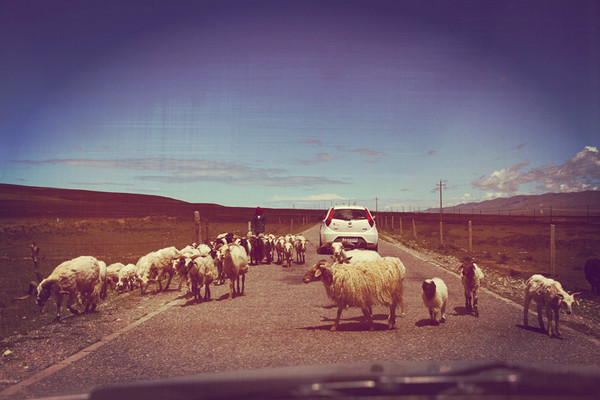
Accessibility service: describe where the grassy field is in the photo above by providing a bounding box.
[0,215,314,339]
[378,216,600,294]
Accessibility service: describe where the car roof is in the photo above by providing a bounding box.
[330,205,368,210]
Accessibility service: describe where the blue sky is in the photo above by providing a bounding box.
[1,0,598,210]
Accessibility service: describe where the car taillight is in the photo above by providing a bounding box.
[325,209,334,227]
[366,209,374,227]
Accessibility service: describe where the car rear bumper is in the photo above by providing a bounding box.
[320,226,378,249]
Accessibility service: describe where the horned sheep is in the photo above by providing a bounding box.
[523,274,580,337]
[302,256,406,331]
[421,277,448,324]
[36,256,107,322]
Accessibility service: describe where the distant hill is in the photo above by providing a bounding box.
[0,183,323,221]
[429,191,600,215]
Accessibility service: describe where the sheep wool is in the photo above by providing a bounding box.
[303,257,406,331]
[36,256,105,321]
[421,277,448,324]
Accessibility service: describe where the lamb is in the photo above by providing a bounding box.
[302,257,406,331]
[421,277,448,324]
[222,243,249,299]
[459,260,484,316]
[523,274,580,337]
[136,246,181,294]
[584,258,600,295]
[294,235,306,264]
[282,242,293,268]
[116,263,137,292]
[36,256,107,322]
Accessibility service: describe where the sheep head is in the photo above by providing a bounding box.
[558,291,582,314]
[302,260,329,284]
[460,261,477,279]
[36,280,54,311]
[422,280,437,300]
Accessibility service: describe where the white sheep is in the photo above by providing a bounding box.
[459,260,484,316]
[302,257,406,331]
[36,256,106,322]
[421,277,448,324]
[523,274,581,337]
[326,241,381,264]
[283,242,293,268]
[188,255,219,302]
[294,235,307,264]
[136,246,181,294]
[116,263,137,292]
[222,243,249,299]
[105,262,125,294]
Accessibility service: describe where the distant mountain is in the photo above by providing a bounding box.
[0,184,323,221]
[429,191,600,215]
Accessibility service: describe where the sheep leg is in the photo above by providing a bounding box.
[163,271,174,292]
[465,291,472,313]
[204,283,211,301]
[363,307,375,331]
[554,307,562,337]
[241,274,245,295]
[523,295,531,326]
[388,304,396,329]
[536,303,545,332]
[473,291,479,317]
[546,306,554,336]
[66,293,79,316]
[229,279,235,299]
[54,293,64,322]
[331,306,344,331]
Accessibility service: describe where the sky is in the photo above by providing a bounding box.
[1,0,599,211]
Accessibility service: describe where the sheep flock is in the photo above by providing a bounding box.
[15,232,590,338]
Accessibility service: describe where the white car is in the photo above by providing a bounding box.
[319,205,378,251]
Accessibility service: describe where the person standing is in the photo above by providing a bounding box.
[252,207,266,234]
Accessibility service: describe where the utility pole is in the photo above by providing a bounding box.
[436,180,446,222]
[375,197,378,213]
[436,180,446,247]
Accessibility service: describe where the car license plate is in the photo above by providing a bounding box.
[343,238,359,243]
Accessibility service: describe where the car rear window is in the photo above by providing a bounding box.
[332,209,368,221]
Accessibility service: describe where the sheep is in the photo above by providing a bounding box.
[459,260,484,316]
[325,241,381,264]
[421,277,448,324]
[105,262,125,294]
[222,243,249,299]
[302,257,406,331]
[116,263,137,292]
[275,236,286,264]
[523,274,581,337]
[36,256,106,322]
[282,242,293,268]
[188,255,219,302]
[584,258,600,295]
[294,235,306,264]
[136,246,181,295]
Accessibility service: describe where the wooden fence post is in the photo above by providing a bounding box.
[399,217,403,235]
[412,219,417,239]
[550,224,556,276]
[468,220,473,254]
[194,211,201,244]
[439,221,444,247]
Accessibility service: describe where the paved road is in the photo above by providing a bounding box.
[6,225,600,399]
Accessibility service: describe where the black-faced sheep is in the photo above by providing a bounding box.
[136,246,181,295]
[302,257,406,331]
[36,256,106,322]
[459,260,484,316]
[421,277,448,324]
[584,258,600,295]
[523,274,580,337]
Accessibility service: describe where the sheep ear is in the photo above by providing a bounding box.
[314,268,322,278]
[341,256,352,264]
[571,291,582,297]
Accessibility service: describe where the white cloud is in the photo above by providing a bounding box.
[271,193,347,202]
[472,147,600,195]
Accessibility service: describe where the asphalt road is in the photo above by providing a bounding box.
[6,225,600,399]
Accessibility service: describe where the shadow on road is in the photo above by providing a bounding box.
[415,318,442,327]
[515,323,561,339]
[450,306,473,317]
